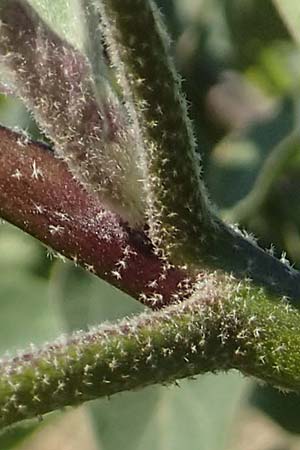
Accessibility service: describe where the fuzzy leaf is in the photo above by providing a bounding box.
[28,0,85,49]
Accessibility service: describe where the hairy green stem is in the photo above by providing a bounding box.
[1,274,300,429]
[93,0,300,302]
[0,3,300,431]
[94,0,216,256]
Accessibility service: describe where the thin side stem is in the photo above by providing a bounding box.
[224,130,300,224]
[95,0,216,260]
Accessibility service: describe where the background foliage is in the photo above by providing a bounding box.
[2,0,300,448]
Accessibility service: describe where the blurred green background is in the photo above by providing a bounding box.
[2,0,300,449]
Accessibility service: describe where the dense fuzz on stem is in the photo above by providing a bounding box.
[0,0,144,224]
[0,126,194,309]
[92,0,300,302]
[1,0,300,433]
[1,274,300,428]
[94,0,216,264]
[1,0,299,301]
[1,1,299,302]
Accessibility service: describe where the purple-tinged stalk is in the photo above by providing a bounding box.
[0,125,194,309]
[0,0,145,224]
[0,1,299,300]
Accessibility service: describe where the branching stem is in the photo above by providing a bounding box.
[0,0,300,434]
[93,0,300,302]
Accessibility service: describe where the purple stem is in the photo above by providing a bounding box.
[0,126,194,309]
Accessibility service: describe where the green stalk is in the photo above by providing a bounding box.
[93,0,216,258]
[1,274,300,429]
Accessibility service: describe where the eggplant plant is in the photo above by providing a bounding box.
[0,0,300,442]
